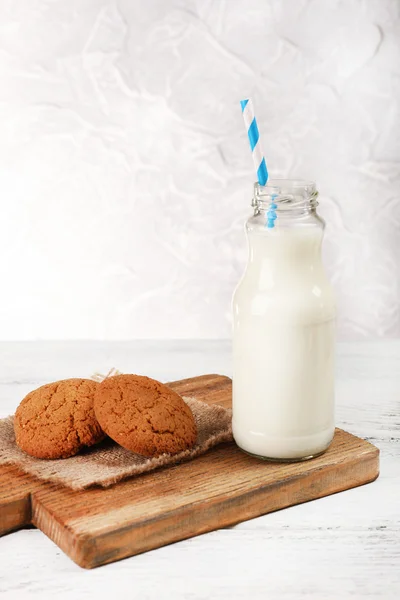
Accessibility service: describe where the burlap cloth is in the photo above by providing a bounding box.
[0,374,232,490]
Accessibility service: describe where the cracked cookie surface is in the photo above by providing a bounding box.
[14,378,104,459]
[94,374,197,457]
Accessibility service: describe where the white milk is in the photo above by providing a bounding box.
[232,226,336,460]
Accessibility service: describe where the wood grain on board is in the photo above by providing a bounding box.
[0,374,379,569]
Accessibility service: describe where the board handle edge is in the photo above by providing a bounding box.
[0,493,32,536]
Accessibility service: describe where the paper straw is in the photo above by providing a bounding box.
[240,99,277,227]
[240,98,268,186]
[267,194,277,229]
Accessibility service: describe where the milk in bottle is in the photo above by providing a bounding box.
[232,180,336,461]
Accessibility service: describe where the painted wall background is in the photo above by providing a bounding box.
[0,0,399,339]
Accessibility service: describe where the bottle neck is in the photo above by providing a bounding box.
[252,180,320,225]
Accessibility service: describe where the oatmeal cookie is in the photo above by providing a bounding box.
[14,378,104,459]
[94,374,197,457]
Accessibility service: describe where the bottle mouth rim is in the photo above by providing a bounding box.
[253,179,318,212]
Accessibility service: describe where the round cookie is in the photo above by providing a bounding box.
[94,374,197,457]
[14,378,104,459]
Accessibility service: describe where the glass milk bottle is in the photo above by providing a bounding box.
[232,180,336,461]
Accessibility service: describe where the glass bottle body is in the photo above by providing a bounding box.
[232,181,336,461]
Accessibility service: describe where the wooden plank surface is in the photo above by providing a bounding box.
[0,374,379,569]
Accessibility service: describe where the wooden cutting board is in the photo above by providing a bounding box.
[0,374,379,569]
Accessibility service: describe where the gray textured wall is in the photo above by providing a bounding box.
[0,0,399,339]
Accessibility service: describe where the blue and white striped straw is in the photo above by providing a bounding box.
[240,98,268,186]
[240,98,276,228]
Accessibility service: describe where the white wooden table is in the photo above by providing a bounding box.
[0,341,399,599]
